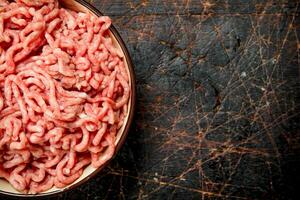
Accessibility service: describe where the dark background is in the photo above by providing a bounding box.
[8,0,300,199]
[58,0,300,199]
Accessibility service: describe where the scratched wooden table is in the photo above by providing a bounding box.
[19,0,300,200]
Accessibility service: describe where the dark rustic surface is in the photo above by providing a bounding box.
[14,0,300,200]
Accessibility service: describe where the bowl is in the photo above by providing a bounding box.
[0,0,135,198]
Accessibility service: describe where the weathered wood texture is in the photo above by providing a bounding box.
[24,1,300,200]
